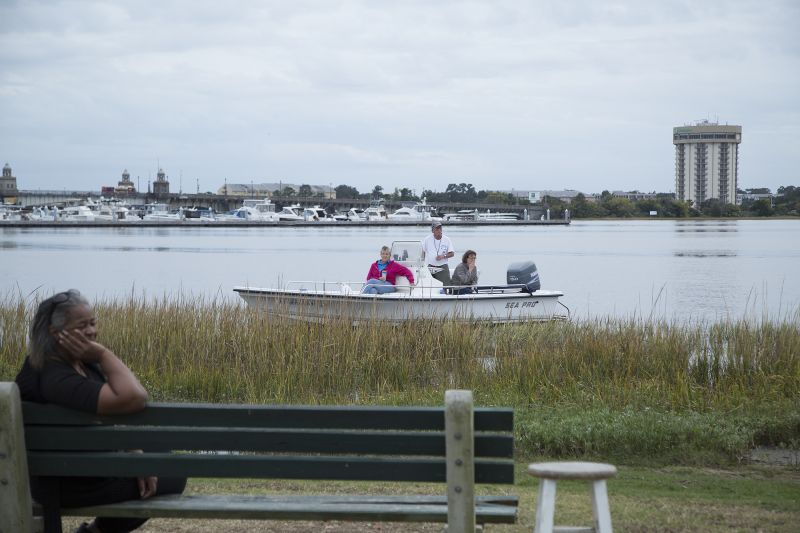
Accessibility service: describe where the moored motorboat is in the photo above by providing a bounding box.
[142,203,184,221]
[387,198,441,221]
[234,240,568,323]
[217,198,280,222]
[277,204,304,221]
[364,199,387,220]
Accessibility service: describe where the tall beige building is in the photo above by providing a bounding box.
[673,121,741,205]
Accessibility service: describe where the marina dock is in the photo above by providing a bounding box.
[0,219,570,228]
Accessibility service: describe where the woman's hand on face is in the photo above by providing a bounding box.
[57,329,107,363]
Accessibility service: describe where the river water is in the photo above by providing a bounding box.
[1,220,798,323]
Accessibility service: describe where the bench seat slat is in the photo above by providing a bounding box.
[22,402,513,431]
[58,494,519,524]
[24,426,513,457]
[27,452,516,484]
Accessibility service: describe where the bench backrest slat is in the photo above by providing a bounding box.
[21,399,514,486]
[25,426,513,457]
[26,452,515,484]
[22,402,513,431]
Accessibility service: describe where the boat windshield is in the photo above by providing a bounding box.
[390,241,424,266]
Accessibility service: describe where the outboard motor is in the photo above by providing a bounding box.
[507,261,540,292]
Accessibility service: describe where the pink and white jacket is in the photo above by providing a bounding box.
[366,260,415,285]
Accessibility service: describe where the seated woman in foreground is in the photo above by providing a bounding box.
[363,245,416,294]
[15,289,186,533]
[450,249,479,293]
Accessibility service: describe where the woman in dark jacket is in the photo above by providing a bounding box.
[451,249,479,287]
[15,289,185,533]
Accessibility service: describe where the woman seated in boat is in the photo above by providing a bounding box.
[363,245,415,294]
[15,289,186,533]
[450,249,479,294]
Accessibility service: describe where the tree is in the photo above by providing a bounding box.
[484,191,509,204]
[371,185,384,199]
[443,183,478,203]
[298,184,313,197]
[774,186,800,215]
[661,199,690,218]
[335,184,360,199]
[750,198,773,217]
[281,186,295,197]
[602,197,635,217]
[398,187,416,201]
[700,198,725,217]
[571,193,607,218]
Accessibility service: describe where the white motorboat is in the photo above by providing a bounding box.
[443,209,519,221]
[387,199,441,221]
[88,199,138,221]
[142,203,183,221]
[346,208,367,221]
[182,207,216,222]
[477,210,519,221]
[364,199,387,220]
[277,204,304,221]
[217,198,280,222]
[234,240,568,324]
[61,205,97,222]
[0,205,24,221]
[302,205,337,222]
[444,209,479,221]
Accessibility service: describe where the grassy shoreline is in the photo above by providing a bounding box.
[2,293,798,465]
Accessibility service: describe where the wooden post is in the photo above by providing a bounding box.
[0,382,33,533]
[445,389,475,533]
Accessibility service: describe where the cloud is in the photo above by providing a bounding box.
[1,0,798,193]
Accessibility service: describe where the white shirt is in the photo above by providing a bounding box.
[423,234,455,266]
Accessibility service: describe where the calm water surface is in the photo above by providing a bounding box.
[1,220,798,322]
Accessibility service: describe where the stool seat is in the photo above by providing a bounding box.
[528,461,617,533]
[528,461,617,481]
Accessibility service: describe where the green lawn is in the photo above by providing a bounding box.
[62,462,800,532]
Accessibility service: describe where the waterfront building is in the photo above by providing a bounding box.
[218,183,335,198]
[153,168,170,196]
[527,190,598,204]
[673,121,741,205]
[1,163,19,203]
[115,169,136,194]
[611,191,659,201]
[736,192,773,206]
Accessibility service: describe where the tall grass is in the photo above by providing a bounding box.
[1,293,798,463]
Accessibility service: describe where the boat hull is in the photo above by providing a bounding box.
[234,286,567,323]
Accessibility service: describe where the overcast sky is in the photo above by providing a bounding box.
[1,0,798,195]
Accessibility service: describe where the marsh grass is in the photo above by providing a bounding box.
[1,292,798,464]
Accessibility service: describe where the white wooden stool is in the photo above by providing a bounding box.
[527,461,617,533]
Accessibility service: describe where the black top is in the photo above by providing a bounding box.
[16,356,106,413]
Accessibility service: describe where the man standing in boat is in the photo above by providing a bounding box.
[423,220,455,285]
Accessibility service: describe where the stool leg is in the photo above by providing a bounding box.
[590,479,613,533]
[534,479,557,533]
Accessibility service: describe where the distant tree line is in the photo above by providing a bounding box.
[276,182,799,218]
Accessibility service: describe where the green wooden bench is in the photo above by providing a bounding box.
[0,384,517,533]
